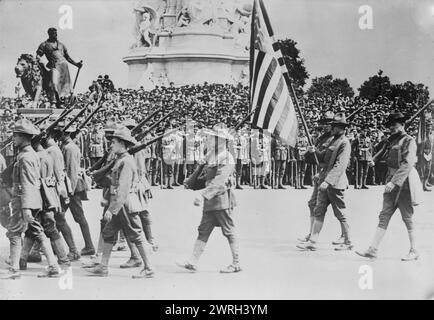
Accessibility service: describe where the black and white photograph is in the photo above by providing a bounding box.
[0,0,433,304]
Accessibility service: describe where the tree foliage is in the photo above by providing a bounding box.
[278,38,309,94]
[307,75,354,99]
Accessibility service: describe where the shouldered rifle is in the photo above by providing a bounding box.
[0,112,54,151]
[372,99,434,163]
[0,105,76,186]
[131,105,164,136]
[135,109,177,142]
[70,97,105,140]
[347,105,366,121]
[234,106,258,131]
[62,104,90,133]
[92,126,181,187]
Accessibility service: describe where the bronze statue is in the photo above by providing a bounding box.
[35,28,82,107]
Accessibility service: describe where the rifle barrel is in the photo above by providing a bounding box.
[137,109,177,141]
[406,99,434,128]
[129,126,181,155]
[131,105,164,136]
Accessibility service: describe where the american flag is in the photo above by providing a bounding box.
[249,0,298,147]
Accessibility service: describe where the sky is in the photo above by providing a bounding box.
[1,0,434,97]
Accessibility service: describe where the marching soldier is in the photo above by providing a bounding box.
[299,111,343,244]
[44,121,81,261]
[3,127,15,167]
[417,121,432,192]
[297,114,353,251]
[1,119,61,279]
[177,124,240,273]
[19,133,70,269]
[0,153,11,231]
[122,119,158,261]
[85,126,154,278]
[59,121,95,256]
[185,122,197,178]
[357,111,421,261]
[295,130,309,189]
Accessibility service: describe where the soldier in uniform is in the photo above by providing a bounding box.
[19,133,70,269]
[232,128,249,189]
[185,121,197,178]
[272,137,288,189]
[85,126,154,278]
[1,119,61,279]
[177,124,240,273]
[299,111,345,244]
[172,128,185,186]
[89,123,106,168]
[357,111,421,261]
[352,131,373,189]
[45,121,81,261]
[59,122,95,256]
[161,122,178,189]
[297,114,353,251]
[295,131,309,189]
[417,122,432,192]
[0,153,11,231]
[3,127,15,166]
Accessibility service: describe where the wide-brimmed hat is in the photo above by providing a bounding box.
[330,113,351,127]
[108,126,137,145]
[385,111,409,126]
[318,111,335,124]
[121,118,137,129]
[13,119,40,136]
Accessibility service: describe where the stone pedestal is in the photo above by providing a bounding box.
[123,26,249,88]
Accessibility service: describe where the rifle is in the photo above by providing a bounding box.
[371,99,434,163]
[234,106,258,131]
[131,105,164,136]
[70,97,104,140]
[135,109,177,142]
[0,112,54,151]
[347,105,366,121]
[0,105,76,186]
[62,104,89,133]
[92,126,181,187]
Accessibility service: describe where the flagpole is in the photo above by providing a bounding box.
[257,0,318,165]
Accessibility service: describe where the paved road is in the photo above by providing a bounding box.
[1,186,433,300]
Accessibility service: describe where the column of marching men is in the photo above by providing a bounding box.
[0,107,428,280]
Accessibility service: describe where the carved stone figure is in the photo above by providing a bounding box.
[132,3,160,49]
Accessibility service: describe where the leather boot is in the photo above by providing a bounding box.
[19,237,35,270]
[79,222,95,256]
[2,236,22,279]
[132,241,153,279]
[52,238,71,267]
[38,237,61,277]
[85,242,112,277]
[27,242,42,263]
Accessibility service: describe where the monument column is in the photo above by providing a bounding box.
[162,0,177,29]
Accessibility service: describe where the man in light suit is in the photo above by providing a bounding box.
[297,114,353,251]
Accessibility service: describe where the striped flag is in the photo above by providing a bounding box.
[249,0,298,147]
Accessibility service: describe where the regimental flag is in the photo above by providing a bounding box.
[249,0,298,147]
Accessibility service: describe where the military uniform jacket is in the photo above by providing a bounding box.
[317,134,351,190]
[384,132,417,188]
[201,150,237,213]
[295,136,309,161]
[37,149,61,211]
[107,152,144,215]
[309,132,334,168]
[61,138,81,193]
[12,145,42,211]
[89,130,105,158]
[272,138,288,161]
